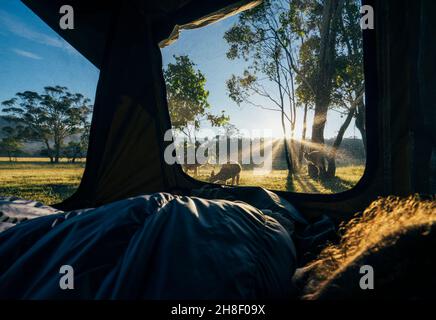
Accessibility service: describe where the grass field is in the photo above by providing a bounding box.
[0,157,85,204]
[0,157,364,205]
[193,165,364,194]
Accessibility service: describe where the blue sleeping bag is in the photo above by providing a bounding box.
[0,191,302,299]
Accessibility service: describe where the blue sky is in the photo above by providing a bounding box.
[0,0,362,140]
[0,0,99,106]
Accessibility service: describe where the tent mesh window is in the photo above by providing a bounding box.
[160,0,367,195]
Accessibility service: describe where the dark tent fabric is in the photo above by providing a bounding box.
[412,0,436,193]
[21,0,261,69]
[0,191,298,299]
[17,0,436,216]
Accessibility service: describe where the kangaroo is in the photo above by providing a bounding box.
[209,162,242,186]
[303,150,322,179]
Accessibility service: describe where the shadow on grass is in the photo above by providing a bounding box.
[0,184,78,205]
[46,184,78,197]
[285,171,295,192]
[319,176,356,193]
[293,174,319,193]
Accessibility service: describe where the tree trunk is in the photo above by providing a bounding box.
[310,96,329,179]
[355,101,366,155]
[54,140,61,163]
[326,107,356,178]
[309,0,344,180]
[289,66,298,172]
[281,111,294,174]
[44,140,54,163]
[290,139,298,171]
[274,48,293,175]
[298,103,309,165]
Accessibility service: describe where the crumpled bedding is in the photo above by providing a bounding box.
[0,189,310,299]
[0,197,62,233]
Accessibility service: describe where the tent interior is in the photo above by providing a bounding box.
[0,0,435,300]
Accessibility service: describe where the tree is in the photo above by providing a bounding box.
[164,55,229,143]
[65,100,92,162]
[291,0,364,179]
[224,0,301,175]
[283,0,345,179]
[1,86,92,163]
[0,127,23,162]
[63,141,84,163]
[338,1,367,155]
[224,0,366,181]
[0,138,22,162]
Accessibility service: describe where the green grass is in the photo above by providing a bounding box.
[193,165,365,194]
[0,157,85,204]
[0,157,365,205]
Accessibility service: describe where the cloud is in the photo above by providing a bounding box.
[12,48,42,60]
[0,10,76,54]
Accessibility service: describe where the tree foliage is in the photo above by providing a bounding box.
[164,55,229,141]
[1,86,92,163]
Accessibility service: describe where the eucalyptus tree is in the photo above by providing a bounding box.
[1,86,92,163]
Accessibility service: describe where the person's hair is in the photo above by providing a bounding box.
[302,195,436,300]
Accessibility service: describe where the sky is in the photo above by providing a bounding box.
[0,0,362,140]
[0,0,99,106]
